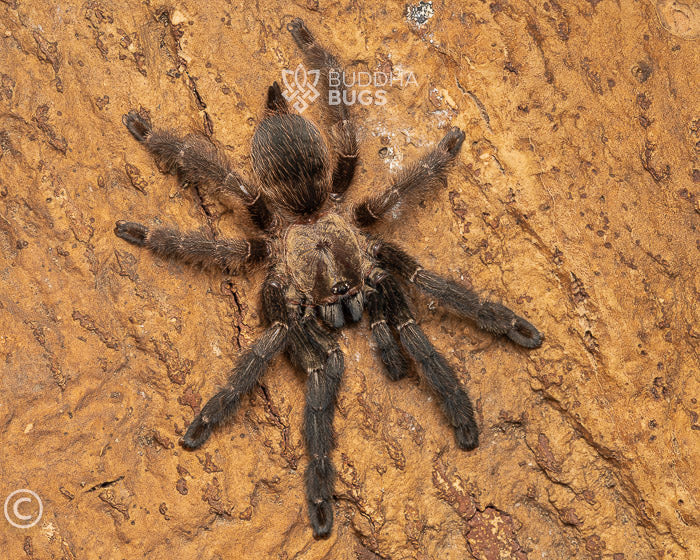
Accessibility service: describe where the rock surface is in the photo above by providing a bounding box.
[1,1,698,558]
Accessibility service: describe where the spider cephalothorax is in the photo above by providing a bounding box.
[115,18,542,538]
[284,213,370,309]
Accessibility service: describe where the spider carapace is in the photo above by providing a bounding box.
[115,18,543,538]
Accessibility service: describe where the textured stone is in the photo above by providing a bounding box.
[1,1,698,558]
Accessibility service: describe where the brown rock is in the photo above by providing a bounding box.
[1,1,697,558]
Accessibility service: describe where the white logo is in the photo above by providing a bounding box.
[281,64,419,112]
[281,63,320,113]
[4,489,43,529]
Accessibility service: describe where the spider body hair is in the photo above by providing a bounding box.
[252,112,331,217]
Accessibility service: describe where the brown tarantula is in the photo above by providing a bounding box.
[115,18,542,538]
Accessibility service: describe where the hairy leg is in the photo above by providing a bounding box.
[364,279,409,381]
[373,273,479,450]
[114,221,268,274]
[287,18,358,200]
[266,81,290,114]
[354,127,465,227]
[182,277,289,448]
[123,110,273,230]
[371,240,543,348]
[286,309,344,538]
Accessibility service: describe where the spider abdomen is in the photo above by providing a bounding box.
[251,114,330,216]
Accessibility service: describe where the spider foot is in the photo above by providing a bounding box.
[507,316,543,349]
[477,302,543,349]
[122,110,152,143]
[181,414,214,449]
[114,221,148,246]
[438,126,466,156]
[309,499,333,539]
[287,17,314,47]
[455,422,479,451]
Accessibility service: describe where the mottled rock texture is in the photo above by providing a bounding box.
[0,1,698,558]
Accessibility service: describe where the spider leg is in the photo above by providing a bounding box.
[287,18,358,200]
[353,127,465,227]
[286,308,344,538]
[372,240,543,348]
[182,277,289,449]
[365,280,409,381]
[371,272,479,450]
[122,110,273,230]
[114,221,268,274]
[266,81,290,114]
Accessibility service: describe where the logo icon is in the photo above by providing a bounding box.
[4,489,43,529]
[281,63,320,113]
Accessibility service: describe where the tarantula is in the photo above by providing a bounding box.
[114,18,543,538]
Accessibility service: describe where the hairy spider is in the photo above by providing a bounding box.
[115,18,543,538]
